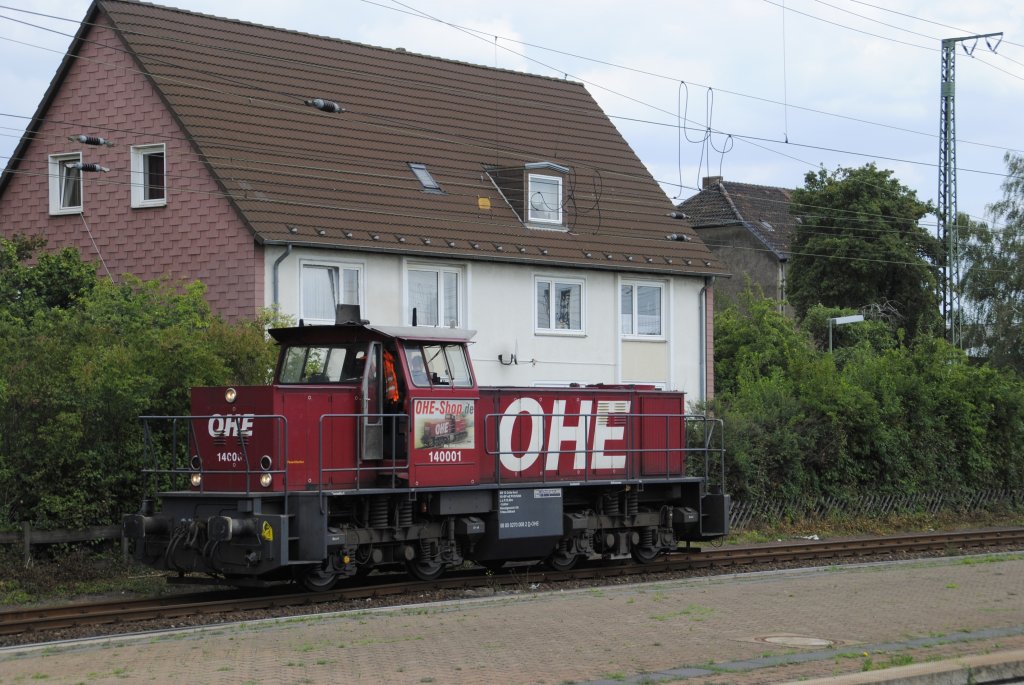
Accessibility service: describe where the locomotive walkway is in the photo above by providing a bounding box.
[2,553,1023,684]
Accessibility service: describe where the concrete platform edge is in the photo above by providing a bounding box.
[786,648,1024,685]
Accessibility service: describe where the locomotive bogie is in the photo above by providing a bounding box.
[125,482,728,587]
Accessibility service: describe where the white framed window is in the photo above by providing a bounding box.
[621,281,664,338]
[527,173,562,224]
[407,264,462,327]
[536,277,584,333]
[48,152,83,215]
[300,262,361,324]
[130,144,166,208]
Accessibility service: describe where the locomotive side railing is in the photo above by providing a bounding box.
[317,412,411,493]
[139,414,290,502]
[482,410,725,488]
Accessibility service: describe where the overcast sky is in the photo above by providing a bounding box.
[1,1,1022,230]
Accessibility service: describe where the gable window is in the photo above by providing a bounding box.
[131,144,166,208]
[48,152,82,214]
[536,277,584,333]
[301,262,361,324]
[621,281,664,337]
[527,174,562,224]
[408,265,461,327]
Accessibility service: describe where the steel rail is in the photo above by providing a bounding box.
[2,527,1022,642]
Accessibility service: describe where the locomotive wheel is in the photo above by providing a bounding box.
[546,551,580,572]
[406,558,445,581]
[297,562,340,592]
[629,544,661,564]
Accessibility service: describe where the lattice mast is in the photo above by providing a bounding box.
[938,32,1001,347]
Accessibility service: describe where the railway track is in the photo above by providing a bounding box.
[2,527,1022,645]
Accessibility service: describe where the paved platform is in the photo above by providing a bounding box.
[1,552,1022,685]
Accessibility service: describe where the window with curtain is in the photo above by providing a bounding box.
[301,264,360,323]
[527,174,562,224]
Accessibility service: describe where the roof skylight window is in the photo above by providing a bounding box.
[409,163,442,193]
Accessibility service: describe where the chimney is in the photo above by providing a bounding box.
[702,176,723,190]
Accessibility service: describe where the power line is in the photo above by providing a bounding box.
[845,0,1024,50]
[353,0,1023,156]
[0,4,1015,232]
[766,0,1024,82]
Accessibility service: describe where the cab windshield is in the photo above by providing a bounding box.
[404,343,474,388]
[278,344,368,384]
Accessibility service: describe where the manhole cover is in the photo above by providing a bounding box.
[762,635,835,648]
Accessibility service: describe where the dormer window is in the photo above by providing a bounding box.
[528,174,562,224]
[486,160,570,229]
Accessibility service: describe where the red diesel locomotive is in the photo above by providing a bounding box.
[124,306,730,589]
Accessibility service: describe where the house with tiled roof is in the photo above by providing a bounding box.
[0,0,726,397]
[677,176,794,315]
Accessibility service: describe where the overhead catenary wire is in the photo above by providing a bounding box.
[7,0,1018,167]
[0,100,1015,241]
[2,110,994,240]
[4,0,1019,202]
[0,1,1015,235]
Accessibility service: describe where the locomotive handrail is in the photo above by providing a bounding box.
[138,414,289,501]
[482,410,724,486]
[317,412,411,496]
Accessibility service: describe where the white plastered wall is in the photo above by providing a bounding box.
[265,247,707,400]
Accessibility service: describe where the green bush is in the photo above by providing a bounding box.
[713,293,1024,502]
[0,239,277,530]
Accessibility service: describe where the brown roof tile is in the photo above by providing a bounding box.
[82,0,724,276]
[677,177,794,259]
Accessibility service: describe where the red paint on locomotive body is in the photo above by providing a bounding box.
[184,327,691,492]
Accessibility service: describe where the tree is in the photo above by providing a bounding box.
[788,164,942,341]
[960,152,1024,374]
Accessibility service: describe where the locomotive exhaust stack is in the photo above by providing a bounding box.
[124,305,730,590]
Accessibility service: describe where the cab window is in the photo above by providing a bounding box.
[278,344,367,384]
[405,343,473,388]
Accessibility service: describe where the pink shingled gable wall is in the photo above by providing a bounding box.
[0,14,262,322]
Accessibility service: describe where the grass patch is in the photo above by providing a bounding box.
[0,545,180,607]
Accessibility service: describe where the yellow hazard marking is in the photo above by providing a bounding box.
[261,521,274,542]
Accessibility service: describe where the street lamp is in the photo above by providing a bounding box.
[828,315,864,352]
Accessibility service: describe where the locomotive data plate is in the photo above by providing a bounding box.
[497,488,563,539]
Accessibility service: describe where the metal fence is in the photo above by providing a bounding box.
[0,523,126,567]
[730,488,1024,530]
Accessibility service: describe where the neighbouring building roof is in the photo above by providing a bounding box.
[1,0,725,278]
[677,176,794,260]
